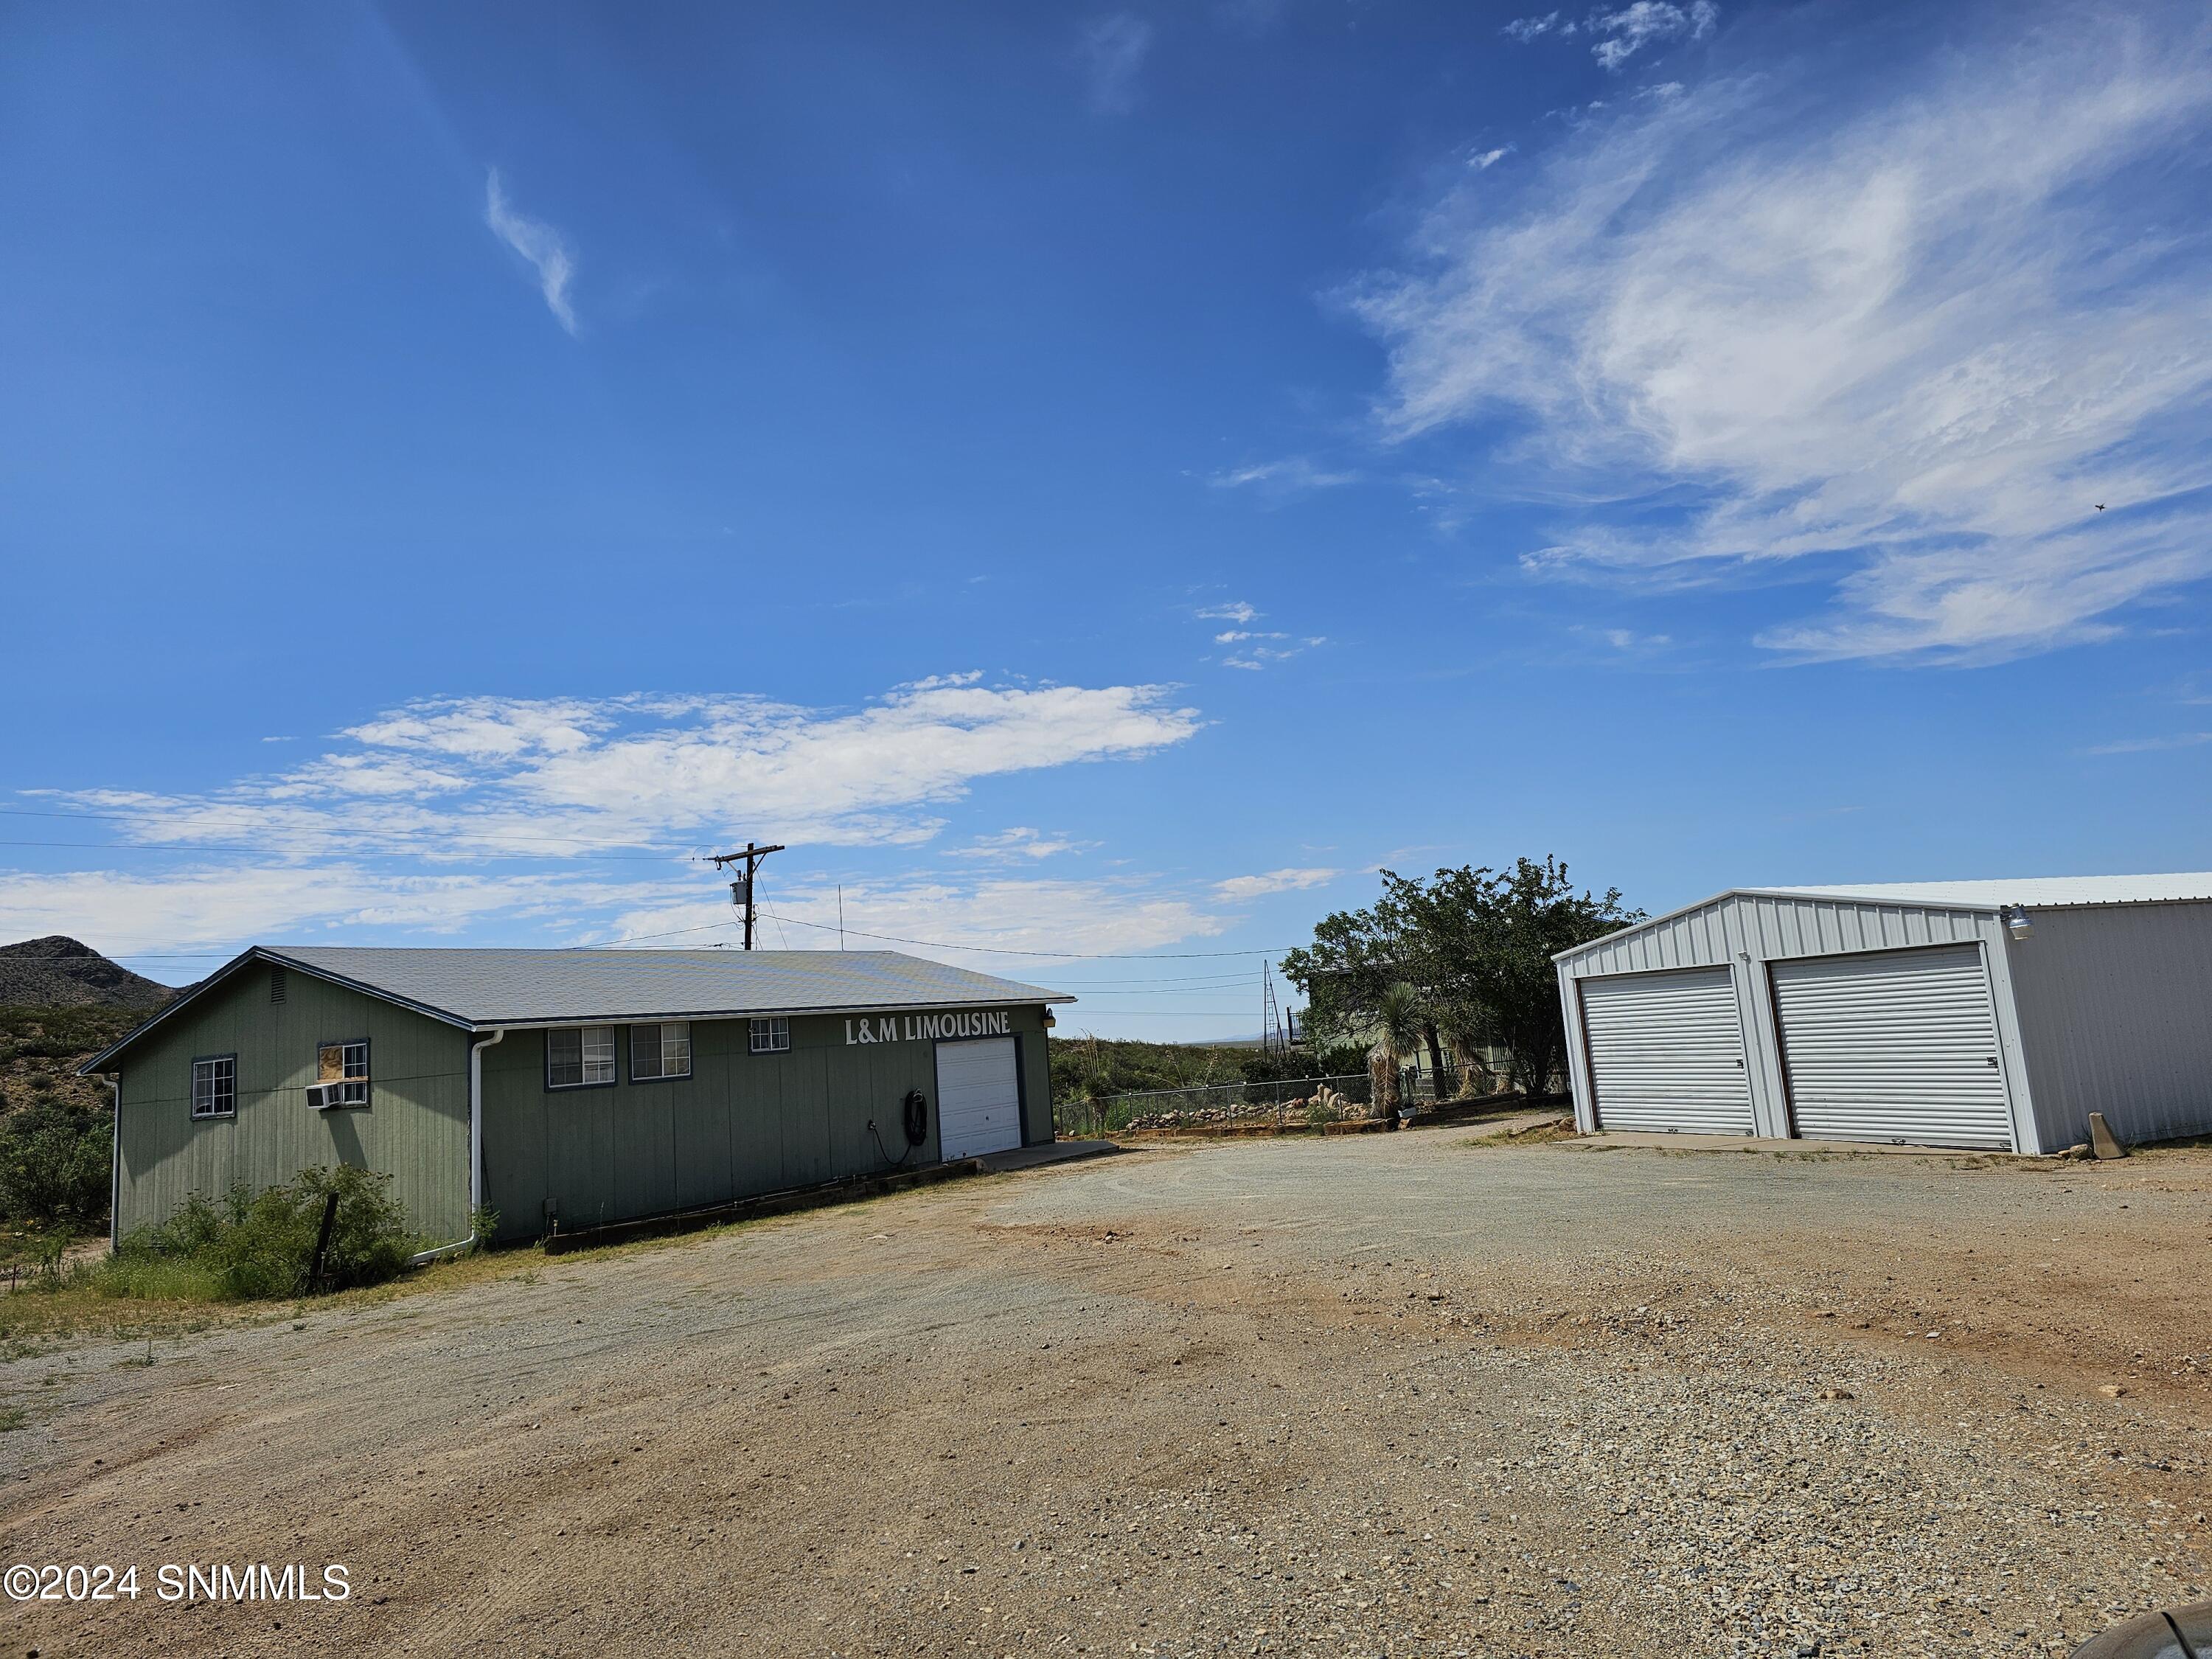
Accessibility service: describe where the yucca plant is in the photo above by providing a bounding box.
[1367,982,1424,1120]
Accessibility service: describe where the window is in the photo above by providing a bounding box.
[191,1055,237,1119]
[748,1016,790,1054]
[310,1039,370,1109]
[547,1025,616,1089]
[630,1022,692,1082]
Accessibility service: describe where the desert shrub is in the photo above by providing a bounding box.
[0,1101,111,1225]
[104,1165,419,1301]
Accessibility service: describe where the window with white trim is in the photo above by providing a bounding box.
[547,1025,616,1089]
[630,1021,692,1082]
[749,1016,790,1054]
[310,1039,370,1109]
[191,1055,236,1119]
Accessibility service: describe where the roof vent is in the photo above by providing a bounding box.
[271,966,288,1004]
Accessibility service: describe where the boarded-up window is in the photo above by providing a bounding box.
[547,1026,616,1089]
[630,1022,692,1082]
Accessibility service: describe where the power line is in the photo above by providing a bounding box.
[751,905,1295,960]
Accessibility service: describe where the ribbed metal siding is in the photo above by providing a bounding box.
[2004,902,2212,1150]
[1580,968,1753,1135]
[1772,945,2013,1149]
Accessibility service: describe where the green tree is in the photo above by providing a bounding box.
[0,1101,111,1226]
[1284,856,1639,1101]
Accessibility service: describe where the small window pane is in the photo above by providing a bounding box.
[630,1023,663,1082]
[581,1026,615,1085]
[547,1027,583,1089]
[192,1055,236,1119]
[749,1017,789,1054]
[662,1021,692,1077]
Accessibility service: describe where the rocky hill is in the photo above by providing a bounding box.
[0,936,174,1011]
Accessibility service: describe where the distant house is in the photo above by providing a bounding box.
[82,947,1070,1250]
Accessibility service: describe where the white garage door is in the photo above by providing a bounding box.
[1579,967,1754,1135]
[1771,945,2013,1149]
[936,1036,1023,1160]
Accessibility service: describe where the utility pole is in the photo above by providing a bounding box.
[705,842,787,950]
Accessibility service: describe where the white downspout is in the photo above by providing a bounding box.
[108,1076,122,1254]
[409,1026,505,1265]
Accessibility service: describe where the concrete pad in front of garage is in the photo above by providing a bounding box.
[1573,1127,2043,1157]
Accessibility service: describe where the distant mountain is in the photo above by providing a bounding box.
[0,936,175,1009]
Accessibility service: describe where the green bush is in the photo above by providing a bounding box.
[0,1101,111,1225]
[105,1165,420,1301]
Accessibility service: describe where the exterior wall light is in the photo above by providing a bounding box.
[2004,904,2033,941]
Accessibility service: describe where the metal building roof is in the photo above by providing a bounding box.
[1552,873,2212,964]
[83,946,1071,1071]
[1759,874,2212,909]
[266,946,1071,1026]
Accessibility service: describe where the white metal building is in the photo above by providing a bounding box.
[1554,876,2212,1154]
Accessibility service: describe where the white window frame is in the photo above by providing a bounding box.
[547,1025,617,1090]
[315,1038,371,1108]
[629,1021,692,1082]
[191,1054,237,1119]
[749,1016,790,1054]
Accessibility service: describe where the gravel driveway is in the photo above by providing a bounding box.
[6,1130,2210,1658]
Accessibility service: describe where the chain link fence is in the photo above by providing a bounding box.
[1054,1057,1543,1139]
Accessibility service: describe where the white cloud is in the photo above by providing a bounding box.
[1208,457,1360,491]
[1468,147,1512,171]
[1213,868,1340,900]
[1196,601,1259,624]
[945,827,1096,862]
[1588,2,1717,71]
[1080,13,1155,114]
[1503,13,1569,42]
[0,865,655,961]
[2081,732,2212,756]
[1356,13,2212,661]
[1,683,1225,967]
[603,874,1226,966]
[484,168,578,335]
[42,684,1203,865]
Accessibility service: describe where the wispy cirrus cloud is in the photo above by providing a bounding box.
[1503,3,1717,66]
[945,827,1098,862]
[484,168,578,335]
[1207,456,1361,493]
[1196,600,1259,625]
[1079,13,1155,114]
[2081,731,2212,756]
[1357,9,2212,662]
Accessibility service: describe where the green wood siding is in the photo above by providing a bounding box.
[114,965,470,1244]
[480,1004,1055,1242]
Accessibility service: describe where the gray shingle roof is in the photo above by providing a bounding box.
[265,947,1071,1027]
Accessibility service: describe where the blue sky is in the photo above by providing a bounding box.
[3,0,2209,1037]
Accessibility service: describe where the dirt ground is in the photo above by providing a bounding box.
[5,1129,2211,1658]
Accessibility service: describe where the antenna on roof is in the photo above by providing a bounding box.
[703,841,787,950]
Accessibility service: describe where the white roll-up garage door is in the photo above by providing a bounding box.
[1579,967,1754,1134]
[1771,944,2013,1149]
[936,1036,1023,1159]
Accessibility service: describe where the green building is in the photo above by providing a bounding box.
[83,947,1069,1251]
